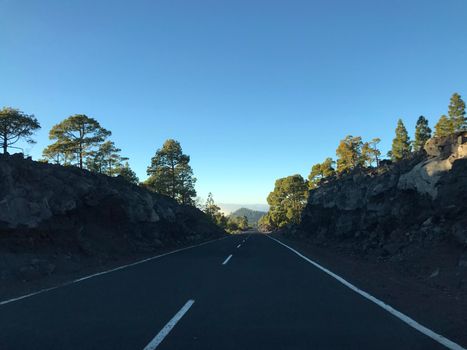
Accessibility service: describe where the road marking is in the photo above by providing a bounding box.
[236,244,241,248]
[222,254,233,265]
[267,235,466,350]
[0,236,230,307]
[143,299,195,350]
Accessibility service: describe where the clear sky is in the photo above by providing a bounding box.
[1,0,467,204]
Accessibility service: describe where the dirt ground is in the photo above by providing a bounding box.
[0,231,224,303]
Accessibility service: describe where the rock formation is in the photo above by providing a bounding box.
[295,132,467,252]
[0,154,224,290]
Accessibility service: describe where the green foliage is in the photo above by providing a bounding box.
[434,115,452,137]
[239,216,248,230]
[226,215,249,233]
[203,193,251,232]
[363,138,381,167]
[45,114,111,169]
[146,139,197,205]
[390,119,411,161]
[434,93,466,137]
[0,107,41,154]
[42,141,76,165]
[336,135,364,173]
[204,192,225,226]
[335,136,381,172]
[86,141,128,176]
[448,92,466,131]
[308,157,335,189]
[265,174,308,229]
[413,116,431,152]
[117,162,139,184]
[258,92,467,231]
[258,214,274,232]
[204,192,217,217]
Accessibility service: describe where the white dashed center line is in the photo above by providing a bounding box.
[143,299,195,350]
[222,254,233,265]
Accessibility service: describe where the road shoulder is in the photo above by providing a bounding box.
[270,232,467,348]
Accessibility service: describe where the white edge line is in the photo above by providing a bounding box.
[236,244,241,248]
[222,254,233,265]
[266,235,466,350]
[143,299,195,350]
[0,236,229,307]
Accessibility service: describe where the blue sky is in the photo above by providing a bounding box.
[1,0,467,204]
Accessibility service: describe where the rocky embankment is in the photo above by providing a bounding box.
[289,132,467,290]
[0,154,225,299]
[280,133,467,345]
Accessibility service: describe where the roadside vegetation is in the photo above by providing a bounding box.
[259,92,466,231]
[2,92,465,233]
[0,111,197,206]
[203,193,250,233]
[0,107,254,232]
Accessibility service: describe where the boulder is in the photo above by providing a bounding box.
[424,132,467,158]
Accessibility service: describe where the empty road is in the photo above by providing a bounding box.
[0,233,462,350]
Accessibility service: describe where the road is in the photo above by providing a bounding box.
[0,233,460,350]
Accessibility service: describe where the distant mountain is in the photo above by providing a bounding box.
[218,203,269,215]
[230,207,267,227]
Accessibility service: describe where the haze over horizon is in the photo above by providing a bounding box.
[1,0,467,204]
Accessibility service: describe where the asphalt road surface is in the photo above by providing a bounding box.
[0,233,460,350]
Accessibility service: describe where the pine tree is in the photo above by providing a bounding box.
[335,135,363,173]
[116,162,139,184]
[448,93,466,131]
[391,119,411,161]
[204,193,217,218]
[266,174,308,228]
[361,138,382,167]
[434,115,453,137]
[308,158,335,189]
[86,141,128,176]
[203,192,227,229]
[177,162,197,205]
[46,115,111,169]
[369,137,381,166]
[413,116,431,152]
[42,140,76,165]
[146,139,197,205]
[0,107,40,154]
[239,216,249,230]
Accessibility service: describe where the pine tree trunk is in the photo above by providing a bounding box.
[2,138,7,154]
[79,123,84,169]
[171,161,176,199]
[79,144,83,169]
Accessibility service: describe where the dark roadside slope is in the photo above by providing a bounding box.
[281,133,467,345]
[0,153,225,301]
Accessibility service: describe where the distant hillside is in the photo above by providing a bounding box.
[230,208,267,227]
[218,203,269,215]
